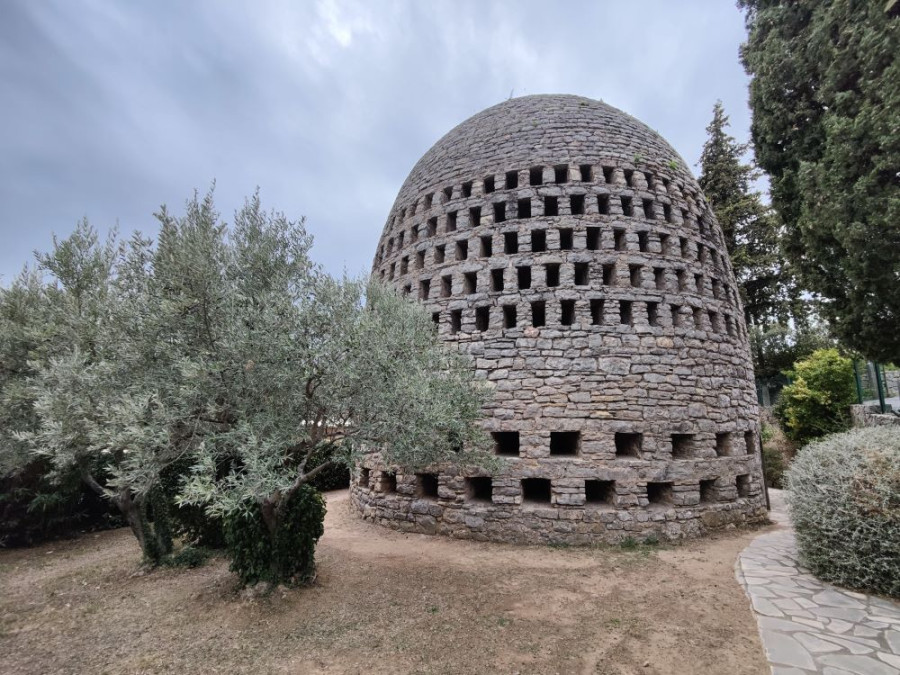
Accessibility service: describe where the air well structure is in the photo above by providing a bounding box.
[350,95,766,543]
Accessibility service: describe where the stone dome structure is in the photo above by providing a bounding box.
[351,94,766,543]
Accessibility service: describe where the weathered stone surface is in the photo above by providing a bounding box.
[351,94,765,544]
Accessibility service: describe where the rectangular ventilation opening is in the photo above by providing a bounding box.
[441,275,452,297]
[491,268,505,291]
[709,311,720,332]
[550,431,580,456]
[456,239,468,261]
[529,166,543,186]
[442,186,453,202]
[554,164,568,183]
[663,203,672,222]
[647,482,673,507]
[504,231,519,254]
[419,279,431,300]
[644,172,655,190]
[493,431,520,456]
[389,263,395,280]
[670,305,682,328]
[403,284,411,296]
[470,206,482,229]
[518,266,531,290]
[715,432,732,457]
[629,265,642,288]
[590,298,604,325]
[545,263,560,287]
[621,196,634,217]
[531,300,545,327]
[503,304,517,328]
[692,307,703,330]
[736,474,751,498]
[398,232,405,248]
[450,309,462,335]
[585,480,615,506]
[560,299,575,326]
[494,202,507,223]
[411,226,419,243]
[700,479,717,504]
[463,271,477,294]
[643,198,656,220]
[431,311,439,327]
[624,169,634,187]
[744,431,755,455]
[570,194,585,215]
[613,228,626,251]
[559,228,573,250]
[531,229,547,252]
[544,196,559,217]
[671,433,695,459]
[597,194,610,215]
[574,262,589,286]
[654,267,666,290]
[381,471,397,493]
[475,305,489,331]
[695,273,704,294]
[465,477,492,503]
[676,269,687,291]
[586,227,600,250]
[424,193,433,210]
[416,250,425,269]
[462,181,473,198]
[615,432,642,458]
[427,217,438,237]
[602,264,616,286]
[659,233,669,254]
[602,166,614,183]
[619,301,632,325]
[484,175,495,193]
[400,256,409,275]
[521,478,551,504]
[580,164,593,182]
[505,170,518,189]
[638,231,649,252]
[435,244,445,264]
[480,235,493,258]
[647,301,659,327]
[680,237,689,257]
[358,467,370,488]
[416,473,439,499]
[446,211,458,232]
[518,198,532,219]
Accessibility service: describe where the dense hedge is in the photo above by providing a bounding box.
[786,427,900,598]
[223,484,326,587]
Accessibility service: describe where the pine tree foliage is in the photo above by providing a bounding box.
[698,101,791,329]
[739,0,900,363]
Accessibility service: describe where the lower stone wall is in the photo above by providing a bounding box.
[349,459,768,545]
[850,404,900,429]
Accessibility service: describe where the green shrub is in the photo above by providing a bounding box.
[306,445,350,492]
[786,427,900,598]
[158,458,226,549]
[223,484,326,587]
[774,348,855,445]
[763,444,786,489]
[163,545,213,568]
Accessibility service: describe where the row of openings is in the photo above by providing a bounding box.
[489,430,757,458]
[436,299,738,336]
[392,163,705,227]
[361,471,752,505]
[409,262,731,302]
[383,226,726,281]
[382,195,716,261]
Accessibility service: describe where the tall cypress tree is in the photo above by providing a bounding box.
[739,0,900,363]
[698,101,791,330]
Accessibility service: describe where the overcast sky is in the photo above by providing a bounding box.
[0,0,754,283]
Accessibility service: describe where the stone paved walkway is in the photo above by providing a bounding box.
[736,490,900,675]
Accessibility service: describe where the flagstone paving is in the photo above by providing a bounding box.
[737,490,900,674]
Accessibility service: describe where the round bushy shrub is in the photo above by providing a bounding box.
[774,348,855,445]
[786,427,900,597]
[306,445,350,492]
[223,484,326,587]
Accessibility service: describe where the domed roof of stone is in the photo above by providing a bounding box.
[393,94,690,210]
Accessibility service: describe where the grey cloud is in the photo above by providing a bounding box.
[0,0,753,282]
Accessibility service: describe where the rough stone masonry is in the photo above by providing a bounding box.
[350,94,767,544]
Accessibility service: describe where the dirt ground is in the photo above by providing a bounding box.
[0,490,770,675]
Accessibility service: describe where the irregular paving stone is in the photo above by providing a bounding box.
[762,630,817,669]
[794,632,844,654]
[818,654,900,675]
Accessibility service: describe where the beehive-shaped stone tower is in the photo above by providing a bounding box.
[351,94,766,543]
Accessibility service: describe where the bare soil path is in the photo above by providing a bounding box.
[1,490,770,674]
